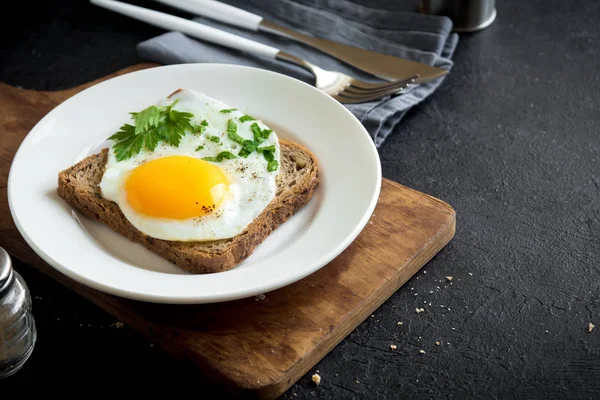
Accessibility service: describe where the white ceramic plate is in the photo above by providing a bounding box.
[8,64,381,304]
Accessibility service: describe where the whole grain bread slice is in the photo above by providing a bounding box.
[57,140,319,274]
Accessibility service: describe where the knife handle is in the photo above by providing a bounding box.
[154,0,263,31]
[90,0,278,58]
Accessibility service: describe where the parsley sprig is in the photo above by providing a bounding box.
[110,103,279,172]
[109,99,194,161]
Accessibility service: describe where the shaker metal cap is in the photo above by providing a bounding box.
[421,0,497,32]
[0,247,14,296]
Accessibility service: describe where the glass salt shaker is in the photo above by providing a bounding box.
[0,247,37,378]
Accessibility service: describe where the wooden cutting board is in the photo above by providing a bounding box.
[0,64,455,399]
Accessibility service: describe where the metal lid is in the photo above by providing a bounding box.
[0,247,14,297]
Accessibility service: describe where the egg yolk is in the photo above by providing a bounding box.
[125,156,229,220]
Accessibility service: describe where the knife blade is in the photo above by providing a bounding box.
[153,0,448,83]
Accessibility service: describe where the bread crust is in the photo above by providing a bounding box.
[57,140,319,273]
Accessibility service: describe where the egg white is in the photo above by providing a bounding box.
[99,89,280,242]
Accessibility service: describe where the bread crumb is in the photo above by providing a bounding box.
[589,322,595,333]
[390,344,397,350]
[114,321,124,328]
[416,308,425,313]
[446,276,453,281]
[397,321,403,326]
[355,379,359,384]
[311,373,321,385]
[419,350,426,354]
[435,341,440,346]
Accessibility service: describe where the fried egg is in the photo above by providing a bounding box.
[99,89,280,242]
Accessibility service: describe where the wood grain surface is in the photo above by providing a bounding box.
[0,64,455,399]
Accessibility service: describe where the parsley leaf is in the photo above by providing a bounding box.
[239,115,255,122]
[144,129,161,152]
[243,140,257,152]
[251,123,264,144]
[220,108,237,114]
[227,120,259,152]
[227,120,244,143]
[260,147,279,172]
[160,107,194,147]
[196,145,204,151]
[251,123,272,144]
[109,124,145,162]
[202,151,238,162]
[209,135,221,143]
[238,148,251,158]
[257,145,276,153]
[261,129,273,139]
[227,121,278,170]
[130,106,161,135]
[262,149,274,162]
[109,123,135,142]
[192,120,209,135]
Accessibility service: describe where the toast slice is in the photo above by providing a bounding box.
[57,140,319,274]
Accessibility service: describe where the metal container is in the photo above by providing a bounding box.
[0,247,36,378]
[421,0,497,32]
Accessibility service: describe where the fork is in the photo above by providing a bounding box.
[91,0,418,104]
[275,52,417,104]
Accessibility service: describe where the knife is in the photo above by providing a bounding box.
[152,0,448,83]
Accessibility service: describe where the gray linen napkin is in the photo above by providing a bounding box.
[137,0,458,147]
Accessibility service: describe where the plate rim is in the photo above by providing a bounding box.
[7,63,382,304]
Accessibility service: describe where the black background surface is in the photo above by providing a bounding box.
[2,0,599,398]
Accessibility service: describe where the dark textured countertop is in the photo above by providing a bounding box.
[2,0,599,397]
